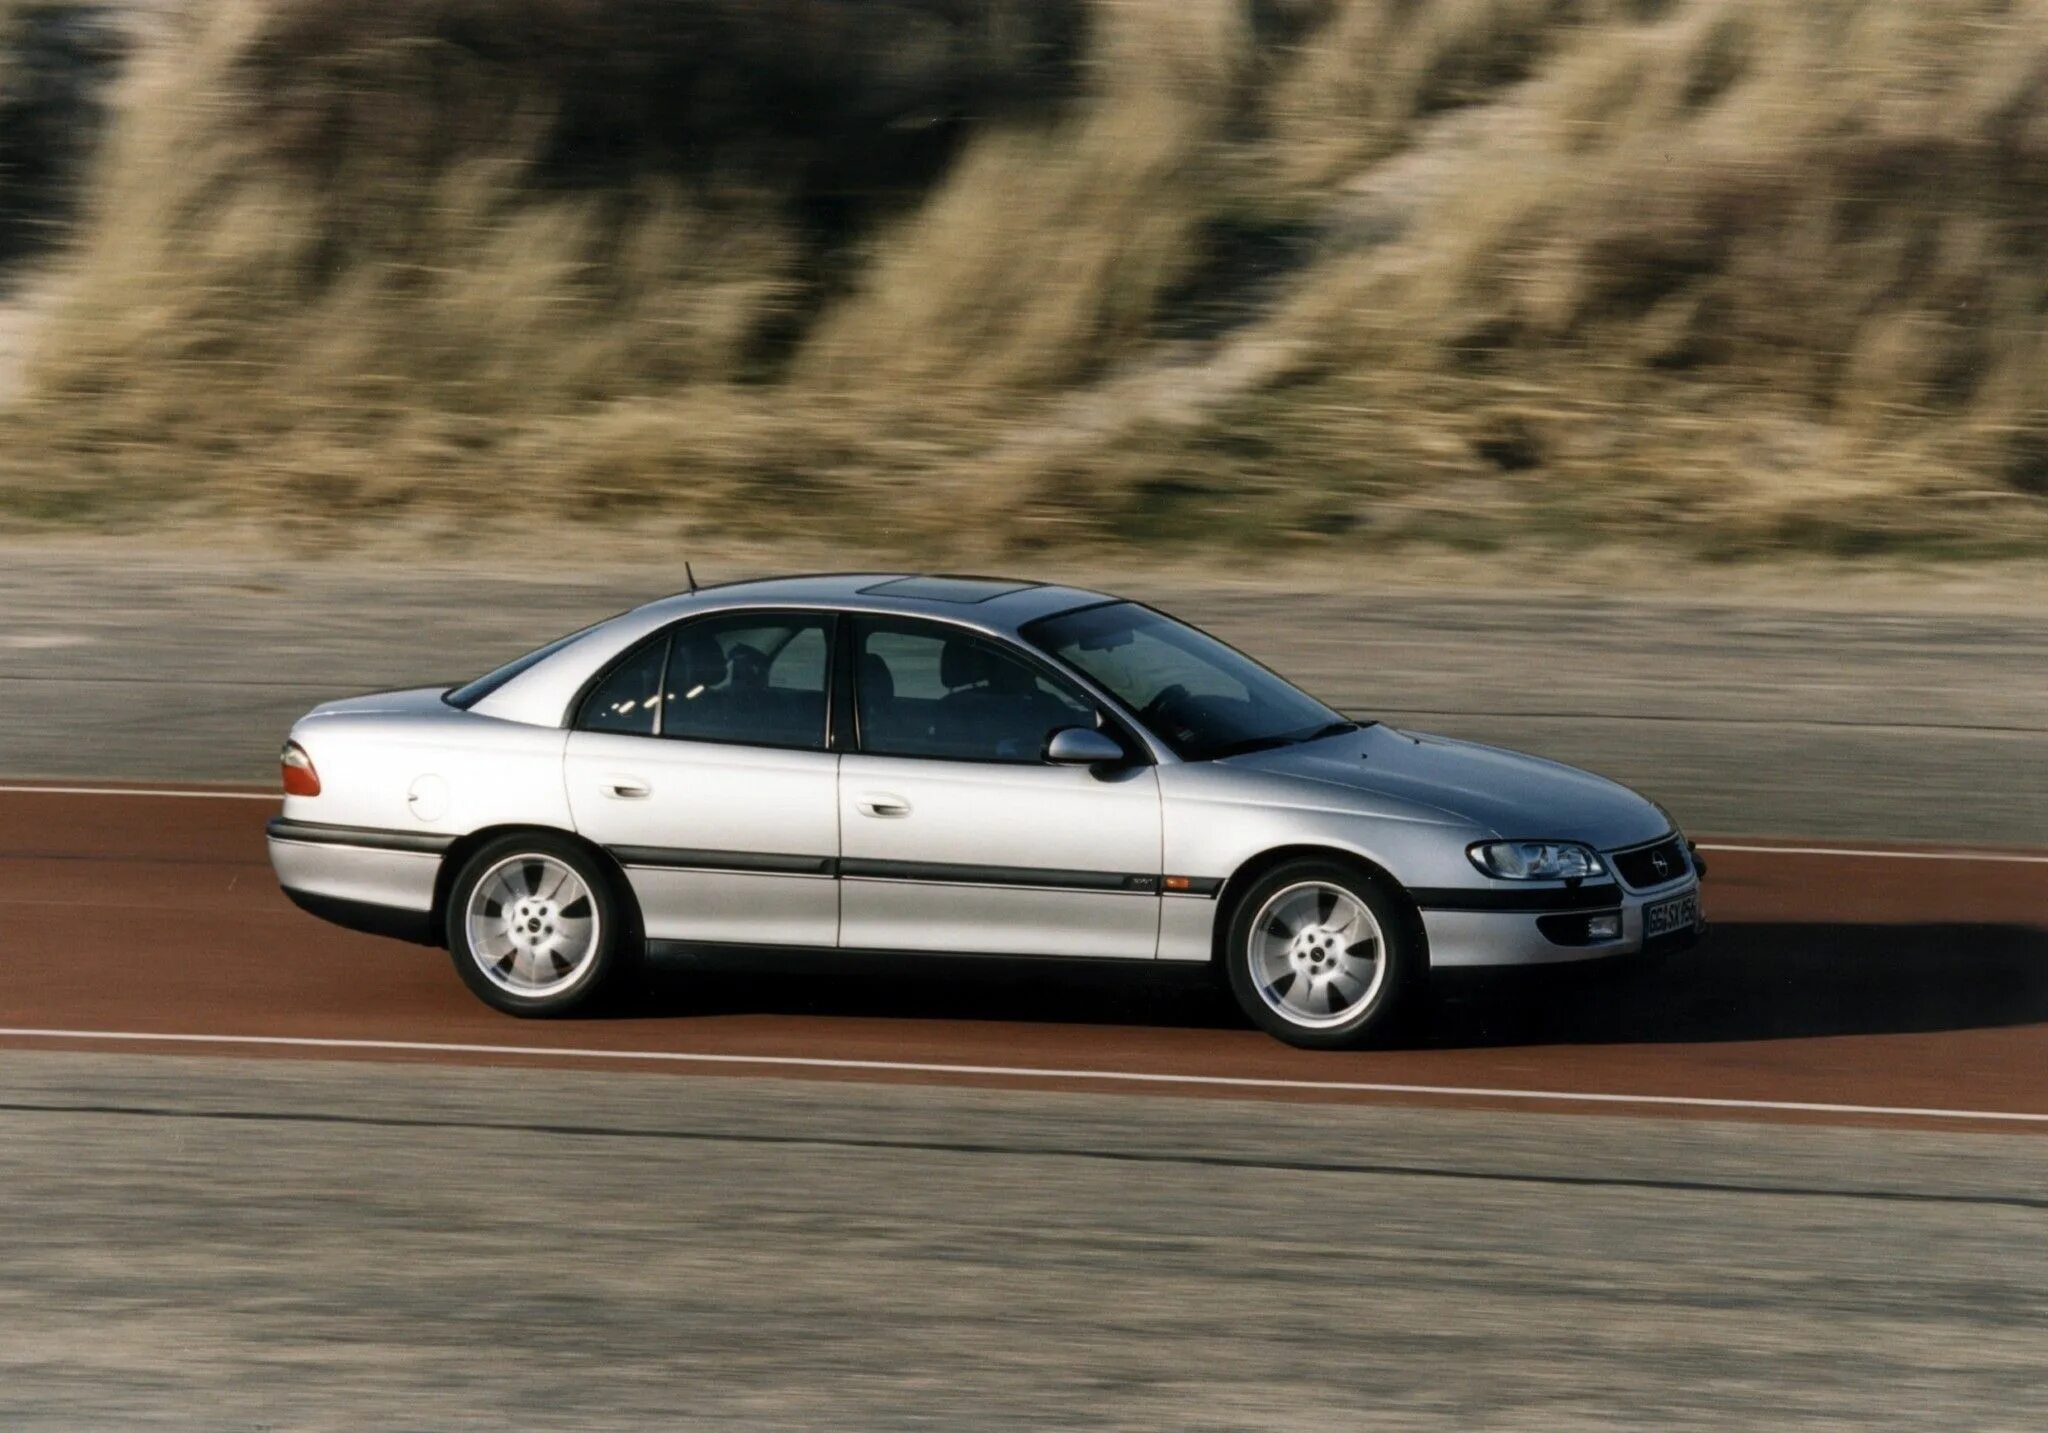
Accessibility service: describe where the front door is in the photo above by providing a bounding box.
[564,611,840,947]
[836,616,1161,958]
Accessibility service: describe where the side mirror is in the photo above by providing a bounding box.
[1045,726,1126,767]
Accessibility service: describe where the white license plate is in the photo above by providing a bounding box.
[1645,892,1699,939]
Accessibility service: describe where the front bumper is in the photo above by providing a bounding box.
[1422,876,1704,969]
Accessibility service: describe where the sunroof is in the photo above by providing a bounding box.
[859,576,1039,604]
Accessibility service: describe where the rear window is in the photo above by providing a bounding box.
[443,625,598,710]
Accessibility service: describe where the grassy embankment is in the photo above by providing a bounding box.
[2,0,2047,559]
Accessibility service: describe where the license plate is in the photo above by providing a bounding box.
[1645,892,1700,939]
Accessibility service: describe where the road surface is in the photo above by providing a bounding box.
[2,786,2044,1425]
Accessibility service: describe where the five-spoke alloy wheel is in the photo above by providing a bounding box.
[1223,859,1420,1049]
[445,834,628,1016]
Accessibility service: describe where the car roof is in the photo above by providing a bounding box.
[627,572,1120,632]
[466,573,1128,729]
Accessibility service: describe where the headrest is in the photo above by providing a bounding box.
[859,652,895,704]
[938,636,988,690]
[672,632,729,690]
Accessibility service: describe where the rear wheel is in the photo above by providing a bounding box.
[1224,859,1421,1049]
[445,835,627,1017]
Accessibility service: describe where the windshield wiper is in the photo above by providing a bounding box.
[1202,721,1361,761]
[1304,720,1361,742]
[1200,735,1302,759]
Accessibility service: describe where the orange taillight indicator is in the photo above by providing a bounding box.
[280,740,321,797]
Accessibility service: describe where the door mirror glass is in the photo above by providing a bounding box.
[1044,726,1125,767]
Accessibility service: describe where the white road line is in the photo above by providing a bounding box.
[1695,842,2048,865]
[0,1028,2043,1126]
[0,785,276,801]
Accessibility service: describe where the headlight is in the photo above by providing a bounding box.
[1468,840,1606,881]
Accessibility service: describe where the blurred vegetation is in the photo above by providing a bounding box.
[2,0,2047,558]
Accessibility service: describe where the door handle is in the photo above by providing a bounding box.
[605,777,652,800]
[856,792,911,818]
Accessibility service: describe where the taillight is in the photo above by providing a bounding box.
[281,740,321,797]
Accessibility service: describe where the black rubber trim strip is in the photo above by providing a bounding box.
[855,575,1041,603]
[600,843,1167,892]
[612,849,1163,893]
[839,857,1158,894]
[645,940,1168,967]
[610,847,836,877]
[1412,882,1626,914]
[266,817,455,855]
[280,886,438,946]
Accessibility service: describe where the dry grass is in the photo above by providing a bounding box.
[1,0,2046,558]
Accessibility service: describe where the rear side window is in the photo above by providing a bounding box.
[575,611,834,750]
[663,613,833,751]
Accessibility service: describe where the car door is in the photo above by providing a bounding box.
[564,610,840,948]
[836,615,1162,958]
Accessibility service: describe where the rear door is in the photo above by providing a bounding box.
[565,610,841,947]
[836,616,1162,958]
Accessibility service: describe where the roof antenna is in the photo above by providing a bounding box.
[685,562,699,594]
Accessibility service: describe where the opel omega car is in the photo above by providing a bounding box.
[266,574,1705,1048]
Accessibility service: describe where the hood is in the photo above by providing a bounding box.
[1220,724,1670,851]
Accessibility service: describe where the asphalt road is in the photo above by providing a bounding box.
[6,788,2048,1124]
[4,1052,2046,1430]
[2,796,2043,1429]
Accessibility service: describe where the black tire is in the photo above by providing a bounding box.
[443,833,634,1017]
[1222,858,1424,1050]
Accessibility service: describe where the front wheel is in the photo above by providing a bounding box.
[445,835,628,1017]
[1223,860,1422,1049]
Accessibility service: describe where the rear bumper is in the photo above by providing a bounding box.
[280,885,439,946]
[268,828,441,947]
[1422,878,1703,969]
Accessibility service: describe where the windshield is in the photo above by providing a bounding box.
[1024,602,1358,761]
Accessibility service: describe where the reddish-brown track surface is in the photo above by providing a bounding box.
[3,787,2044,1129]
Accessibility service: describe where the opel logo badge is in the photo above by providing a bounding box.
[1652,851,1669,876]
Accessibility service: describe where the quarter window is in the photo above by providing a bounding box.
[853,618,1096,763]
[576,637,669,736]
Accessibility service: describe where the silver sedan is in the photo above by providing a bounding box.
[266,574,1704,1048]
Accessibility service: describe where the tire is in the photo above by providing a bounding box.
[1222,858,1423,1050]
[444,834,631,1017]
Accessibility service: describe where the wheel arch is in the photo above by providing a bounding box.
[1209,843,1427,965]
[431,824,642,949]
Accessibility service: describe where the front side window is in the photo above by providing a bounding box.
[1024,602,1353,761]
[854,618,1096,763]
[661,612,832,750]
